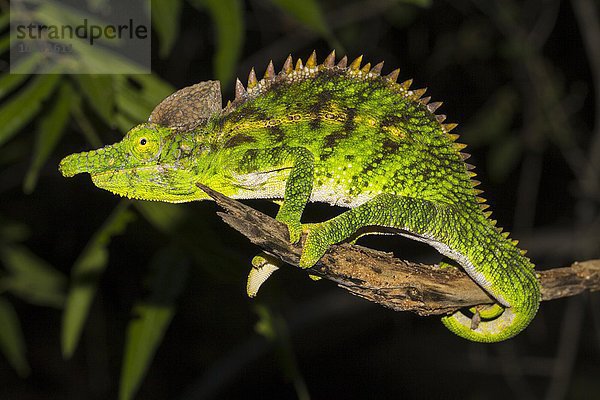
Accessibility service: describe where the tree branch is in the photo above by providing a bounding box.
[197,184,600,316]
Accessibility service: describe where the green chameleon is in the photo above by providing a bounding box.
[59,51,540,342]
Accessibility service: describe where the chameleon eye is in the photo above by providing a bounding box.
[128,128,161,161]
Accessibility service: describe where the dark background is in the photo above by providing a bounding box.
[1,0,599,399]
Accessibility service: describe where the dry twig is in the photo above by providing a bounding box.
[197,184,600,316]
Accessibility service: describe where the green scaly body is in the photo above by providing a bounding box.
[59,51,540,342]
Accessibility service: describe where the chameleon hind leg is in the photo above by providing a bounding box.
[299,193,445,268]
[298,193,540,342]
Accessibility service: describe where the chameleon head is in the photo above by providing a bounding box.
[59,123,204,202]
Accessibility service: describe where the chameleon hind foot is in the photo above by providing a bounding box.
[299,222,332,269]
[247,253,280,298]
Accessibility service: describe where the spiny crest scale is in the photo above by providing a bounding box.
[283,55,293,73]
[371,61,384,75]
[248,68,258,89]
[264,60,275,80]
[324,50,336,67]
[428,102,443,112]
[226,51,465,148]
[349,55,363,71]
[412,87,427,99]
[306,50,317,68]
[386,68,400,83]
[235,78,246,100]
[444,123,458,132]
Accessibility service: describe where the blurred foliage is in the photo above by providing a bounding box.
[0,0,599,399]
[120,246,189,400]
[62,201,135,359]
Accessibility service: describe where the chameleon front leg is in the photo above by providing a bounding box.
[238,146,315,296]
[238,146,314,242]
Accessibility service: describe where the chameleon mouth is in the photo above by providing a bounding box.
[90,165,205,203]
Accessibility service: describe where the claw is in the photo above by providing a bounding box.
[247,255,280,298]
[471,309,481,330]
[287,222,302,244]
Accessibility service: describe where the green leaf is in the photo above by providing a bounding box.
[115,84,157,122]
[71,101,103,148]
[0,73,61,148]
[0,11,9,31]
[191,0,244,87]
[0,297,30,377]
[268,0,332,40]
[61,201,135,358]
[75,74,116,127]
[254,304,310,400]
[488,135,523,182]
[114,74,174,124]
[24,82,75,194]
[0,216,30,243]
[127,74,174,104]
[134,201,187,235]
[0,53,43,100]
[119,247,189,400]
[0,34,10,55]
[0,245,66,308]
[115,112,138,133]
[151,0,182,58]
[461,86,519,147]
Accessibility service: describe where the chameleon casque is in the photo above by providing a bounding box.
[59,51,541,342]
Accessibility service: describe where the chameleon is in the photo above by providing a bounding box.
[59,50,541,342]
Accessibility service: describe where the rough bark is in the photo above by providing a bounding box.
[197,184,600,316]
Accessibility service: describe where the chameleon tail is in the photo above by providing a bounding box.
[439,241,541,342]
[440,305,533,343]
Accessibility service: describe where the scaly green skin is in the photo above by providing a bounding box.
[59,51,541,342]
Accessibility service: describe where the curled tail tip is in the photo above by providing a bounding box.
[441,305,537,343]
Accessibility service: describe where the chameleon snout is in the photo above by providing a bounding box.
[59,145,120,177]
[59,153,85,177]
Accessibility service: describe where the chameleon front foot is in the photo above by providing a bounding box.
[247,254,280,298]
[282,220,303,244]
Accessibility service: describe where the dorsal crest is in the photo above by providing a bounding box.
[224,51,458,134]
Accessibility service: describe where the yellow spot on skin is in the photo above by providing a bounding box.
[382,125,406,138]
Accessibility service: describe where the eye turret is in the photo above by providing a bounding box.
[127,127,162,162]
